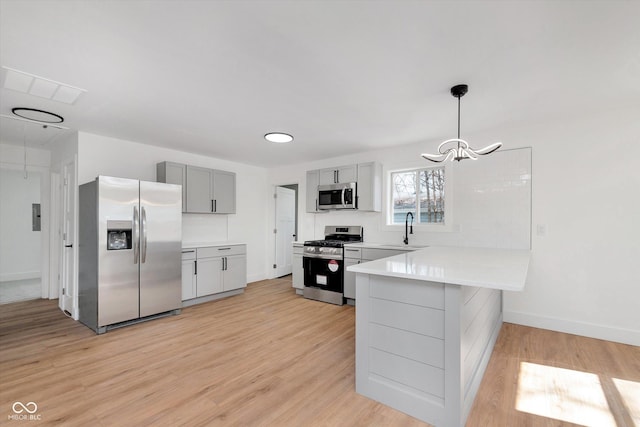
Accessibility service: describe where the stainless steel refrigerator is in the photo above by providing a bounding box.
[78,176,182,334]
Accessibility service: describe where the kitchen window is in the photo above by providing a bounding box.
[390,167,445,225]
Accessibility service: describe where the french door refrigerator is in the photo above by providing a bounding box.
[78,176,182,334]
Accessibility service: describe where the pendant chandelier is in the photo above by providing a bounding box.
[421,84,502,162]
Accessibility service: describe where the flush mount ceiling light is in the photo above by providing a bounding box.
[2,66,87,104]
[12,107,64,123]
[264,132,294,143]
[421,84,502,162]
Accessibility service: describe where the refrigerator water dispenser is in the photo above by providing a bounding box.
[107,220,132,250]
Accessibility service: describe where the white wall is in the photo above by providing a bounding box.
[268,106,640,346]
[0,169,41,281]
[77,132,269,283]
[0,143,51,296]
[267,146,532,249]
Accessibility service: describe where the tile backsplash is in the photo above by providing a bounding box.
[310,147,532,250]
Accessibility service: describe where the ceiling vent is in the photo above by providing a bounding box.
[2,66,87,105]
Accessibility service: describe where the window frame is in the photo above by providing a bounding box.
[382,163,454,232]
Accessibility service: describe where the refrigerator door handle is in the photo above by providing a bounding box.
[133,206,139,264]
[141,206,148,263]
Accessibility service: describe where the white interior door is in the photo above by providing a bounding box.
[58,159,76,315]
[274,186,296,277]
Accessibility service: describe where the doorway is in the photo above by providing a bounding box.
[0,168,42,303]
[274,185,298,278]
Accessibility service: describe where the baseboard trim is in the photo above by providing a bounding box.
[0,271,40,282]
[247,273,268,284]
[504,310,640,346]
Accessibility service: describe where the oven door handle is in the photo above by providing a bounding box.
[303,253,343,260]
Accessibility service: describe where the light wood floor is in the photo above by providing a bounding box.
[1,277,638,426]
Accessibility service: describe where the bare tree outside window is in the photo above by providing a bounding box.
[392,167,445,224]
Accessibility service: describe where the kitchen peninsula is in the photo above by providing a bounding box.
[347,246,530,427]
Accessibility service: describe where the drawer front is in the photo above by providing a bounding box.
[197,244,246,258]
[181,250,196,261]
[361,248,405,260]
[344,247,362,259]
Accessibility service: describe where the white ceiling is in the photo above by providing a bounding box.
[1,0,638,167]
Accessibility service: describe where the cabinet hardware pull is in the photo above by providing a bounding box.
[214,199,217,212]
[65,244,73,248]
[182,250,195,253]
[218,247,231,251]
[194,260,197,275]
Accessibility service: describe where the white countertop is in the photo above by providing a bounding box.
[182,241,246,249]
[347,246,530,291]
[343,242,427,251]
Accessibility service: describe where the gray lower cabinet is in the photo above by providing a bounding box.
[292,243,304,290]
[157,162,236,214]
[181,250,197,300]
[182,244,247,303]
[344,246,416,301]
[196,255,224,296]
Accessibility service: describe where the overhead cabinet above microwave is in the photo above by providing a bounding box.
[157,162,236,214]
[306,162,381,213]
[319,165,358,185]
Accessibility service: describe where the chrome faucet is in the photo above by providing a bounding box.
[403,212,414,245]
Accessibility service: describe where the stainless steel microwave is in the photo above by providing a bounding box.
[318,182,357,210]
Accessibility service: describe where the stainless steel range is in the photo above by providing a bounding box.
[303,226,363,305]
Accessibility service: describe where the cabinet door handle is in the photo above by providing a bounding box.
[182,250,195,253]
[194,260,197,275]
[336,170,339,183]
[218,247,231,251]
[225,257,228,271]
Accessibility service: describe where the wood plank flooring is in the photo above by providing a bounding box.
[1,277,638,426]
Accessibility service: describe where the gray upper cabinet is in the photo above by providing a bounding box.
[356,162,382,212]
[186,165,214,213]
[306,162,381,212]
[158,162,236,214]
[212,170,236,214]
[157,162,187,212]
[319,164,358,185]
[306,170,321,213]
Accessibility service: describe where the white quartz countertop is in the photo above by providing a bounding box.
[182,241,246,249]
[343,242,427,251]
[347,246,530,291]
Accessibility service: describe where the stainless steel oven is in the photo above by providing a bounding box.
[302,226,363,305]
[318,182,357,210]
